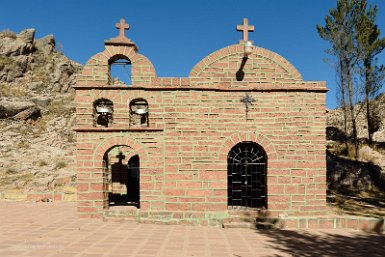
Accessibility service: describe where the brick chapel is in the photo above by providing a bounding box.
[74,18,327,225]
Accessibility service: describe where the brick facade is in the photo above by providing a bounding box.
[74,20,327,224]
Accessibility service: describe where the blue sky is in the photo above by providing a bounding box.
[1,0,385,109]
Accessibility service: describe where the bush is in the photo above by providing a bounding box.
[38,160,48,167]
[55,161,67,169]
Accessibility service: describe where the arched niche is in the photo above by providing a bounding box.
[129,98,149,127]
[93,98,114,127]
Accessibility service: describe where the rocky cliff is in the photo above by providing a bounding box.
[0,29,81,199]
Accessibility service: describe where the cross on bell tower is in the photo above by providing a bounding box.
[237,18,254,42]
[115,18,130,39]
[105,18,137,51]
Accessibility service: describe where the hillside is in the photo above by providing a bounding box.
[0,29,81,198]
[327,96,385,216]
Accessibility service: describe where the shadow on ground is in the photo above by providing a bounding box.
[258,229,385,257]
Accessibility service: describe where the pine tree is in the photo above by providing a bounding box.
[355,2,385,144]
[317,0,360,158]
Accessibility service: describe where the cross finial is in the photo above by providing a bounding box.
[115,18,130,39]
[237,18,254,42]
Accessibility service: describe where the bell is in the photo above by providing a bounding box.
[134,107,148,115]
[96,105,111,115]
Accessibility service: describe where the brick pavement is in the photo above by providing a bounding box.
[0,201,384,257]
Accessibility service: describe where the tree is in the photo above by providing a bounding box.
[355,3,385,144]
[317,0,360,158]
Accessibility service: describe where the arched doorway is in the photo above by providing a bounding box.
[103,146,140,207]
[228,142,267,209]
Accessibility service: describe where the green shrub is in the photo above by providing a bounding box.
[38,160,48,167]
[55,161,67,169]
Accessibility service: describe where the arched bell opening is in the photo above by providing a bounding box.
[129,98,149,127]
[93,98,114,127]
[108,54,132,85]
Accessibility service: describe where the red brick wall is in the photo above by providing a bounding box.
[74,43,327,219]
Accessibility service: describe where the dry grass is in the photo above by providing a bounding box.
[17,141,30,149]
[0,120,7,130]
[47,96,75,116]
[5,167,17,174]
[0,83,28,98]
[1,30,17,39]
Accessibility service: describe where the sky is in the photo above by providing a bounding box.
[1,0,385,109]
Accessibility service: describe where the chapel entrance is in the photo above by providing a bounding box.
[104,149,140,207]
[228,142,267,209]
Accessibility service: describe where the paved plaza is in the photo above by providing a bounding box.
[0,201,384,257]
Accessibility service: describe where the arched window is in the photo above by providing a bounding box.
[129,98,149,127]
[108,54,131,85]
[93,98,113,127]
[228,141,267,209]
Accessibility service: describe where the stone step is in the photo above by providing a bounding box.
[222,221,255,229]
[104,206,139,218]
[255,222,276,230]
[222,216,256,224]
[104,210,138,216]
[255,217,279,224]
[102,216,138,223]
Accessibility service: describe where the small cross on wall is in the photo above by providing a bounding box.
[115,18,130,39]
[237,18,254,42]
[240,93,255,120]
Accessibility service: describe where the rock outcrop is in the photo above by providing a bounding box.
[0,28,81,196]
[327,94,385,193]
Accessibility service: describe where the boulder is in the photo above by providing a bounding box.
[17,29,35,54]
[373,130,385,142]
[0,98,35,119]
[2,55,29,82]
[27,81,44,91]
[31,96,53,107]
[52,61,75,83]
[13,106,41,121]
[18,29,35,44]
[35,34,55,55]
[0,28,35,56]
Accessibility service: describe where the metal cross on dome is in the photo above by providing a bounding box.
[240,93,255,120]
[115,18,130,39]
[236,18,254,42]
